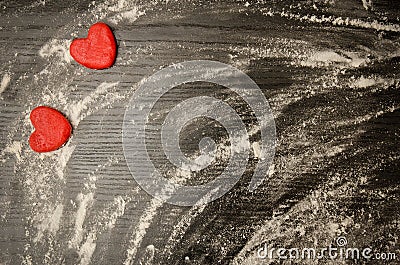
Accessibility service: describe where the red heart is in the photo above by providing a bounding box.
[70,22,116,69]
[29,106,72,153]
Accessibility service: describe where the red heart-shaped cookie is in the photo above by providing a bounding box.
[29,106,72,153]
[70,22,116,69]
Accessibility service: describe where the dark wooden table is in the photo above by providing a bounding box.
[1,0,399,264]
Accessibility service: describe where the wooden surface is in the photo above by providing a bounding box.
[0,0,399,264]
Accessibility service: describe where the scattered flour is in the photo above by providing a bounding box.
[260,7,400,32]
[361,0,373,11]
[90,0,146,23]
[34,204,64,243]
[320,144,347,158]
[334,104,400,127]
[74,194,132,265]
[66,82,119,127]
[39,39,72,64]
[69,193,94,249]
[231,134,250,154]
[232,190,352,265]
[108,6,145,24]
[3,141,22,162]
[55,144,76,179]
[84,155,120,192]
[251,142,261,158]
[170,168,192,185]
[139,244,155,265]
[0,73,11,95]
[78,232,97,265]
[163,189,219,258]
[301,51,368,68]
[353,76,380,88]
[124,197,164,265]
[106,196,126,229]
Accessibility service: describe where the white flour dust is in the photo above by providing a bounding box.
[108,6,146,24]
[78,232,97,265]
[0,73,11,95]
[300,50,369,68]
[259,6,400,32]
[124,197,164,265]
[69,193,95,249]
[66,81,120,127]
[361,0,373,11]
[3,141,22,162]
[39,39,72,64]
[33,204,64,243]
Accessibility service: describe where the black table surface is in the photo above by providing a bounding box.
[0,0,399,264]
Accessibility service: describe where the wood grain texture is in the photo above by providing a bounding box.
[0,0,399,264]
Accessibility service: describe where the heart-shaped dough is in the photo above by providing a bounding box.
[29,106,72,153]
[70,22,117,69]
